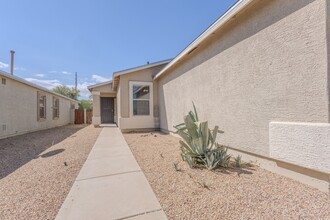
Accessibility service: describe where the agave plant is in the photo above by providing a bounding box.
[204,144,231,169]
[174,103,229,169]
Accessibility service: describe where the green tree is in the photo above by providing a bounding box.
[53,85,80,100]
[79,100,93,110]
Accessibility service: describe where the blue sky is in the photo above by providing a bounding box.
[0,0,237,99]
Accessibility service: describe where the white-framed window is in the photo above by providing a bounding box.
[37,92,46,120]
[1,78,6,85]
[53,97,59,119]
[129,81,153,117]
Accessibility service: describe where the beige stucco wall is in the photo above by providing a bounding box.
[95,83,113,93]
[118,64,166,118]
[92,91,101,125]
[156,0,329,156]
[327,0,330,122]
[0,76,77,139]
[117,64,166,130]
[269,122,330,174]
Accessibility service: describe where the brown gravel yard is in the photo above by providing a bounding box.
[124,132,330,220]
[0,125,101,220]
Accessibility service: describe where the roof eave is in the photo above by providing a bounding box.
[87,80,113,91]
[0,70,79,103]
[111,58,172,91]
[113,58,172,78]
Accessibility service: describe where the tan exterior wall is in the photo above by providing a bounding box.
[156,0,329,156]
[327,0,330,122]
[92,91,101,125]
[0,76,77,139]
[117,64,166,130]
[118,64,165,118]
[95,83,113,93]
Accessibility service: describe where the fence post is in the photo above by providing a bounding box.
[84,109,87,124]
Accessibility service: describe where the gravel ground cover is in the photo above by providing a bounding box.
[0,125,101,220]
[124,132,330,220]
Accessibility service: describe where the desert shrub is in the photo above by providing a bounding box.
[234,155,242,168]
[173,162,182,172]
[174,103,231,170]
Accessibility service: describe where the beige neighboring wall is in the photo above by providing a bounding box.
[118,64,166,130]
[156,0,329,156]
[0,75,78,139]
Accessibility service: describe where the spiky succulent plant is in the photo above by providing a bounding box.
[174,103,230,170]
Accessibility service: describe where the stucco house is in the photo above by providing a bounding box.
[0,70,79,139]
[89,0,330,190]
[88,59,170,131]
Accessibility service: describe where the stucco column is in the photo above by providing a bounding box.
[92,91,101,125]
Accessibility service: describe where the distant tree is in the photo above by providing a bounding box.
[53,85,80,100]
[79,100,93,110]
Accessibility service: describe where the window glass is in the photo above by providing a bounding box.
[133,85,150,99]
[53,97,59,119]
[39,95,46,119]
[132,84,151,116]
[133,100,150,115]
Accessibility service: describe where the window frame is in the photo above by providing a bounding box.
[1,78,6,85]
[53,96,60,119]
[129,81,153,117]
[37,92,47,121]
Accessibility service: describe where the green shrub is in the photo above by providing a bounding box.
[174,103,230,170]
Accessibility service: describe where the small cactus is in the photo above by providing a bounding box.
[235,155,242,168]
[173,162,182,172]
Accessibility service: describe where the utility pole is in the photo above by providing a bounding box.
[75,72,77,100]
[10,50,15,75]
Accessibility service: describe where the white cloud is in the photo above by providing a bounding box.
[47,70,72,75]
[24,73,107,100]
[14,66,26,71]
[67,82,94,99]
[92,74,111,83]
[25,78,62,90]
[0,61,9,69]
[35,73,45,77]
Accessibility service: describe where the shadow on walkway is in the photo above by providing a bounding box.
[0,125,85,180]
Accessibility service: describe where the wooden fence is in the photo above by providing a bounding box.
[75,109,93,124]
[86,110,92,124]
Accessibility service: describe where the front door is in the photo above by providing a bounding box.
[100,97,114,123]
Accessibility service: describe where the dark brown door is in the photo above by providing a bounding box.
[101,97,114,123]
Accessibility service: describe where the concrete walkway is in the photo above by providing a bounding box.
[56,127,167,220]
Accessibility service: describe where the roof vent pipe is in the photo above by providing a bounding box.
[10,50,15,75]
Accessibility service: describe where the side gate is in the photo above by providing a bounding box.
[74,109,84,124]
[75,109,93,124]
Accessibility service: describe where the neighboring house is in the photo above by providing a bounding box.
[0,70,79,139]
[89,0,330,190]
[88,59,171,131]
